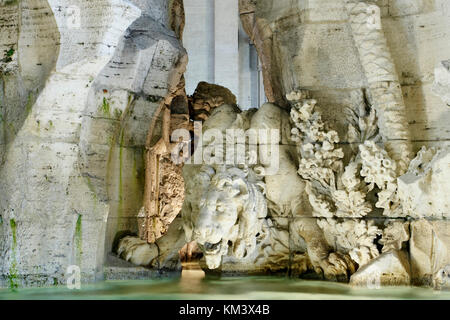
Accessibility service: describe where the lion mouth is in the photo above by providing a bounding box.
[203,240,221,255]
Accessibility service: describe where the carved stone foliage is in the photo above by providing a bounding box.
[140,154,185,240]
[288,90,377,219]
[287,89,446,220]
[141,104,187,243]
[380,220,410,253]
[288,87,449,286]
[317,219,381,268]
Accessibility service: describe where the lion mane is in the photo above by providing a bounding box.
[182,164,268,267]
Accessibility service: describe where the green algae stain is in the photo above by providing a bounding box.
[10,219,16,247]
[3,47,15,63]
[8,219,18,289]
[75,215,82,266]
[113,108,122,119]
[7,121,14,133]
[100,97,111,116]
[117,130,125,231]
[25,93,34,115]
[132,151,138,181]
[4,0,19,7]
[85,176,97,201]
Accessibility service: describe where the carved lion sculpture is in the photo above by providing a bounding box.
[182,165,267,269]
[182,103,356,280]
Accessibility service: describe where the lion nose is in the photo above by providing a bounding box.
[193,224,210,242]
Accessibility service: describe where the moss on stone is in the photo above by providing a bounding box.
[25,93,34,115]
[10,219,16,244]
[6,48,14,57]
[100,97,111,116]
[113,108,122,119]
[146,95,163,103]
[3,0,19,7]
[75,214,82,265]
[8,218,18,289]
[85,175,97,201]
[117,130,124,230]
[7,121,14,133]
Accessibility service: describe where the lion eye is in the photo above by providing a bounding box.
[216,205,224,212]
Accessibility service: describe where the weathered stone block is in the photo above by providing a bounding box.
[433,60,450,105]
[398,148,450,219]
[350,250,411,286]
[388,0,434,17]
[273,22,366,90]
[410,219,449,286]
[299,0,347,22]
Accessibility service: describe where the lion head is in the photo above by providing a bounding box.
[182,165,267,269]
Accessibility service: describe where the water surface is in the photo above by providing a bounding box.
[0,272,448,300]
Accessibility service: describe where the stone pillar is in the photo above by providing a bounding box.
[238,22,252,109]
[183,0,215,94]
[214,0,239,96]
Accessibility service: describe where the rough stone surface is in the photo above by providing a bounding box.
[410,219,449,286]
[433,60,450,105]
[398,147,450,219]
[0,0,187,287]
[350,250,411,287]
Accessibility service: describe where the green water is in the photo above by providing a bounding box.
[0,276,449,300]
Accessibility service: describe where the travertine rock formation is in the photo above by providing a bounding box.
[0,0,187,286]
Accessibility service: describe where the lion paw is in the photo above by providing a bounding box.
[317,253,355,281]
